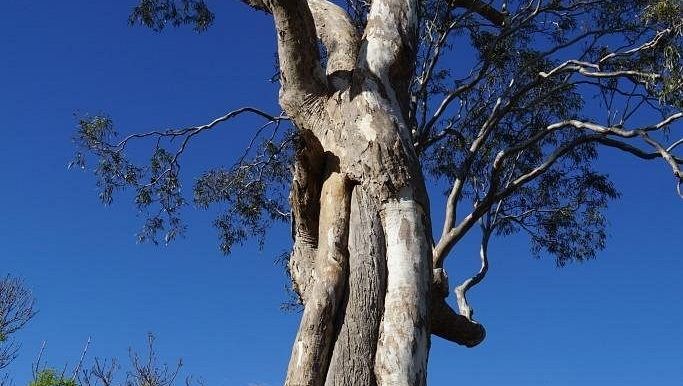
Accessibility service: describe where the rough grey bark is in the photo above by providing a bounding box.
[325,186,386,386]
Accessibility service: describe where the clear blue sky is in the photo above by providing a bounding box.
[2,1,682,385]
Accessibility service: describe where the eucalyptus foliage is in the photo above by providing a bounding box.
[73,0,682,266]
[29,370,77,386]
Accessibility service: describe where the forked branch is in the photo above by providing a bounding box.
[244,0,359,89]
[434,113,683,268]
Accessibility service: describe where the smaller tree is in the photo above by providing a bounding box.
[29,370,77,386]
[80,333,194,386]
[24,334,192,386]
[0,275,37,370]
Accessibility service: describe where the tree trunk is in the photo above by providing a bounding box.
[242,0,484,383]
[284,76,435,384]
[325,185,386,386]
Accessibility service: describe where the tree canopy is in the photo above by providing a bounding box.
[73,0,682,264]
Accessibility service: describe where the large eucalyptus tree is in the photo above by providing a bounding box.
[73,0,683,384]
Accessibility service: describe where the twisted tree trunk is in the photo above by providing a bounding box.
[240,0,486,383]
[286,83,435,385]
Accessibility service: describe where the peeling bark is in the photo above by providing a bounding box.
[289,131,325,301]
[285,63,437,386]
[359,0,418,121]
[243,0,358,94]
[285,171,352,386]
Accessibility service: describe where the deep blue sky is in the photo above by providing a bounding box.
[2,1,682,385]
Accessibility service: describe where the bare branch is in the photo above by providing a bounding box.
[127,333,183,386]
[454,224,490,321]
[32,341,47,380]
[430,299,486,347]
[599,28,675,64]
[434,110,682,267]
[667,138,683,153]
[539,60,660,83]
[113,107,287,151]
[640,133,683,198]
[71,337,91,381]
[435,97,504,266]
[595,137,682,164]
[81,358,118,386]
[420,62,490,140]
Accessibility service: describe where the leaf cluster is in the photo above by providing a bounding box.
[495,168,620,265]
[29,370,77,386]
[194,134,293,254]
[71,116,186,246]
[72,113,293,254]
[129,0,214,32]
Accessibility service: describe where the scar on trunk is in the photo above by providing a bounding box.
[285,160,355,386]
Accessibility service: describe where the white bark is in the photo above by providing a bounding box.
[375,195,431,386]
